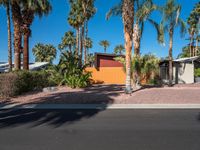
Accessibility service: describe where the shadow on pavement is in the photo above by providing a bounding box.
[0,85,125,129]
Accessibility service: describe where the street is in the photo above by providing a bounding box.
[0,109,200,150]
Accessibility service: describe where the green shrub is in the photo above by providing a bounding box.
[0,70,51,98]
[0,73,18,98]
[194,68,200,77]
[52,51,92,88]
[61,72,91,88]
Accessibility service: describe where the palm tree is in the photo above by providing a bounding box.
[21,0,52,70]
[161,0,186,86]
[122,0,134,93]
[81,0,96,65]
[107,0,134,93]
[58,31,76,52]
[114,44,125,55]
[11,0,22,70]
[84,37,93,64]
[0,0,12,71]
[99,40,110,53]
[107,0,164,56]
[68,0,84,57]
[187,2,200,57]
[32,43,57,64]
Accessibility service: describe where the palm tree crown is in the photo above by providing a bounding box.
[114,44,125,55]
[99,40,110,53]
[59,31,76,52]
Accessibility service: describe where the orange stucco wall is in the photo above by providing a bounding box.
[86,67,126,84]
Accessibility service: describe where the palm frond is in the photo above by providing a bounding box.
[106,2,122,20]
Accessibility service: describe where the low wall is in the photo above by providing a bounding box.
[86,67,125,84]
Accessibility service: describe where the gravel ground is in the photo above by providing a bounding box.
[1,84,200,104]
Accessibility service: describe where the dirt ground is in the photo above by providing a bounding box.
[1,84,200,104]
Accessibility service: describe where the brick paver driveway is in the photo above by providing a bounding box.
[1,84,200,104]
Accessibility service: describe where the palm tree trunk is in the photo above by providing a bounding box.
[169,29,174,86]
[6,2,12,71]
[23,28,30,70]
[122,0,134,93]
[104,47,106,53]
[11,2,22,70]
[80,25,85,65]
[195,36,198,56]
[133,22,140,56]
[76,28,80,55]
[84,21,88,65]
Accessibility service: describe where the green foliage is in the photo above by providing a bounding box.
[187,2,200,35]
[115,53,160,84]
[0,71,51,98]
[58,31,76,51]
[32,43,57,64]
[194,68,200,77]
[178,46,200,58]
[99,40,110,53]
[114,44,125,55]
[48,51,91,88]
[85,37,93,49]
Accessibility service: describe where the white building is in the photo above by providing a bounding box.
[160,56,200,84]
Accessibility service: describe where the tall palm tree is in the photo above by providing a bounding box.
[84,37,93,64]
[107,0,163,56]
[0,0,12,71]
[58,31,76,52]
[11,0,22,70]
[21,0,52,70]
[81,0,96,65]
[161,0,186,86]
[99,40,110,53]
[122,0,134,93]
[68,0,84,57]
[187,2,200,57]
[114,44,125,55]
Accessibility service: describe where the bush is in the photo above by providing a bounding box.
[51,51,92,88]
[194,68,200,77]
[0,71,51,98]
[61,72,91,88]
[0,73,18,98]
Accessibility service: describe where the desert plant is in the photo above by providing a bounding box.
[32,43,57,64]
[194,68,200,77]
[58,51,91,88]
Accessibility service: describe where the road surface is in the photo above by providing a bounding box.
[0,109,200,150]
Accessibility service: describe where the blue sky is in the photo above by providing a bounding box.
[0,0,199,63]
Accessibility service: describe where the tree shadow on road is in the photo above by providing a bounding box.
[0,84,124,129]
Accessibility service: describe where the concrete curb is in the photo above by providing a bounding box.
[1,104,200,109]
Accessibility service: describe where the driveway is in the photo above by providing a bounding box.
[2,84,200,104]
[0,109,200,150]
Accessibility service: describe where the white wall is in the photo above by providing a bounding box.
[173,63,194,84]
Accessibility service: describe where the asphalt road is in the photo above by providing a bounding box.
[0,109,200,150]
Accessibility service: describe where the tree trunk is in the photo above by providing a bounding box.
[122,0,134,93]
[84,21,88,65]
[23,28,30,70]
[80,25,85,65]
[168,29,174,86]
[11,2,22,70]
[76,28,80,55]
[6,2,12,71]
[104,47,106,53]
[133,22,140,56]
[196,36,198,56]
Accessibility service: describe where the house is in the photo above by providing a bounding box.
[0,62,49,73]
[86,53,125,84]
[94,53,124,68]
[159,56,200,84]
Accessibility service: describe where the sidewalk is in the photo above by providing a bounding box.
[1,104,200,109]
